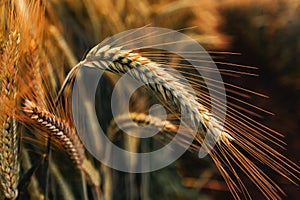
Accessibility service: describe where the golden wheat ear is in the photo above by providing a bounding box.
[56,27,299,199]
[22,99,85,168]
[0,30,21,200]
[22,100,102,193]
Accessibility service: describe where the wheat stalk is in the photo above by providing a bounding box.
[21,149,43,200]
[50,160,76,200]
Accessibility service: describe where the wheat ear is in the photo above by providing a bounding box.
[59,45,231,144]
[22,100,101,187]
[58,33,300,199]
[88,45,221,137]
[108,112,179,136]
[0,31,20,200]
[22,100,85,168]
[108,112,199,151]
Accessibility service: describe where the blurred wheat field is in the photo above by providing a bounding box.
[0,0,299,199]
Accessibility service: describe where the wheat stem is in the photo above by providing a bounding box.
[49,25,78,68]
[50,161,76,200]
[21,149,43,199]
